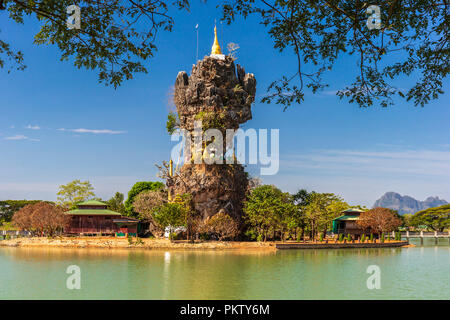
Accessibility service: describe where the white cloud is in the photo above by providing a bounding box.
[25,125,41,130]
[281,149,450,177]
[4,135,40,142]
[58,128,126,134]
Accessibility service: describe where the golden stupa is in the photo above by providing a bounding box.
[211,25,222,55]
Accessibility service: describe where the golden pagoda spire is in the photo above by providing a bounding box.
[211,25,222,55]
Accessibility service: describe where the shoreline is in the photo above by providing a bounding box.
[0,237,412,251]
[0,237,277,251]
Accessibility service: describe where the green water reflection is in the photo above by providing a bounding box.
[0,238,448,299]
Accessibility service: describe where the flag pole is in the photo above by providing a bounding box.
[195,23,199,62]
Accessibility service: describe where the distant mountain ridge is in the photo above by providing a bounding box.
[373,192,448,215]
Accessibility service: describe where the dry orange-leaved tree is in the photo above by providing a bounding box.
[12,202,69,237]
[357,207,402,236]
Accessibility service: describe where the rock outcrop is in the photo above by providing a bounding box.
[174,56,256,131]
[168,55,256,221]
[373,192,448,215]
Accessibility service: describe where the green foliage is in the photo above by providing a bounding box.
[361,234,365,243]
[125,181,165,218]
[195,111,226,130]
[0,222,13,230]
[169,232,177,241]
[402,214,413,228]
[244,229,257,241]
[221,0,447,109]
[2,1,447,110]
[152,202,186,235]
[106,192,126,214]
[57,180,95,209]
[302,192,348,240]
[370,233,374,242]
[338,234,343,242]
[2,0,190,87]
[347,234,351,242]
[233,84,243,92]
[381,233,385,243]
[319,234,323,242]
[128,235,134,245]
[410,204,450,232]
[243,185,297,242]
[0,38,25,73]
[166,111,179,135]
[292,189,313,207]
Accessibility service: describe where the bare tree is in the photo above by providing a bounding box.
[227,42,240,60]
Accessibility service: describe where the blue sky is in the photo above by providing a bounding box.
[1,2,449,207]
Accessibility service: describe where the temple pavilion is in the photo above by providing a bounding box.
[332,208,366,235]
[65,200,138,237]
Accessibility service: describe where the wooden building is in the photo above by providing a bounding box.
[332,208,365,235]
[65,200,138,237]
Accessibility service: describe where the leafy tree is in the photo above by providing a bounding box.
[402,213,413,228]
[0,0,189,87]
[291,189,313,240]
[152,202,186,238]
[274,194,298,242]
[125,181,165,217]
[172,193,197,241]
[1,1,447,109]
[292,189,314,207]
[166,111,180,135]
[357,207,402,236]
[57,180,95,209]
[222,0,448,108]
[12,202,69,236]
[410,204,450,232]
[243,185,296,241]
[106,192,126,214]
[0,200,51,223]
[302,192,348,240]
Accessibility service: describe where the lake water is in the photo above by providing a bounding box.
[0,239,448,299]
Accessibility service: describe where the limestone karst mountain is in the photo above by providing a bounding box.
[168,54,256,222]
[373,192,448,215]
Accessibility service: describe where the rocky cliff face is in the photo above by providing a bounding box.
[168,55,256,221]
[373,192,448,215]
